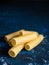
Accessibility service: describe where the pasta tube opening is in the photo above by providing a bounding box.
[9,50,15,57]
[25,45,30,50]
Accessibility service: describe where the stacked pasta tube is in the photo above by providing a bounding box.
[4,29,44,58]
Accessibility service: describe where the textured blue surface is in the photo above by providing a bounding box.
[0,3,49,65]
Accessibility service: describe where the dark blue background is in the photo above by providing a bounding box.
[0,2,49,65]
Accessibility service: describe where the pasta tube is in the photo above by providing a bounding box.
[10,32,38,46]
[25,34,44,51]
[8,44,24,57]
[21,30,34,35]
[4,29,24,42]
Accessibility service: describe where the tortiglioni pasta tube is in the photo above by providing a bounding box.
[25,34,44,51]
[4,29,24,42]
[10,32,38,46]
[21,30,34,35]
[8,44,24,57]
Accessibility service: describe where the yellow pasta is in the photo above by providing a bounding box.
[5,30,35,46]
[21,30,34,35]
[10,32,38,46]
[8,44,24,57]
[4,29,34,42]
[25,34,44,51]
[4,29,24,42]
